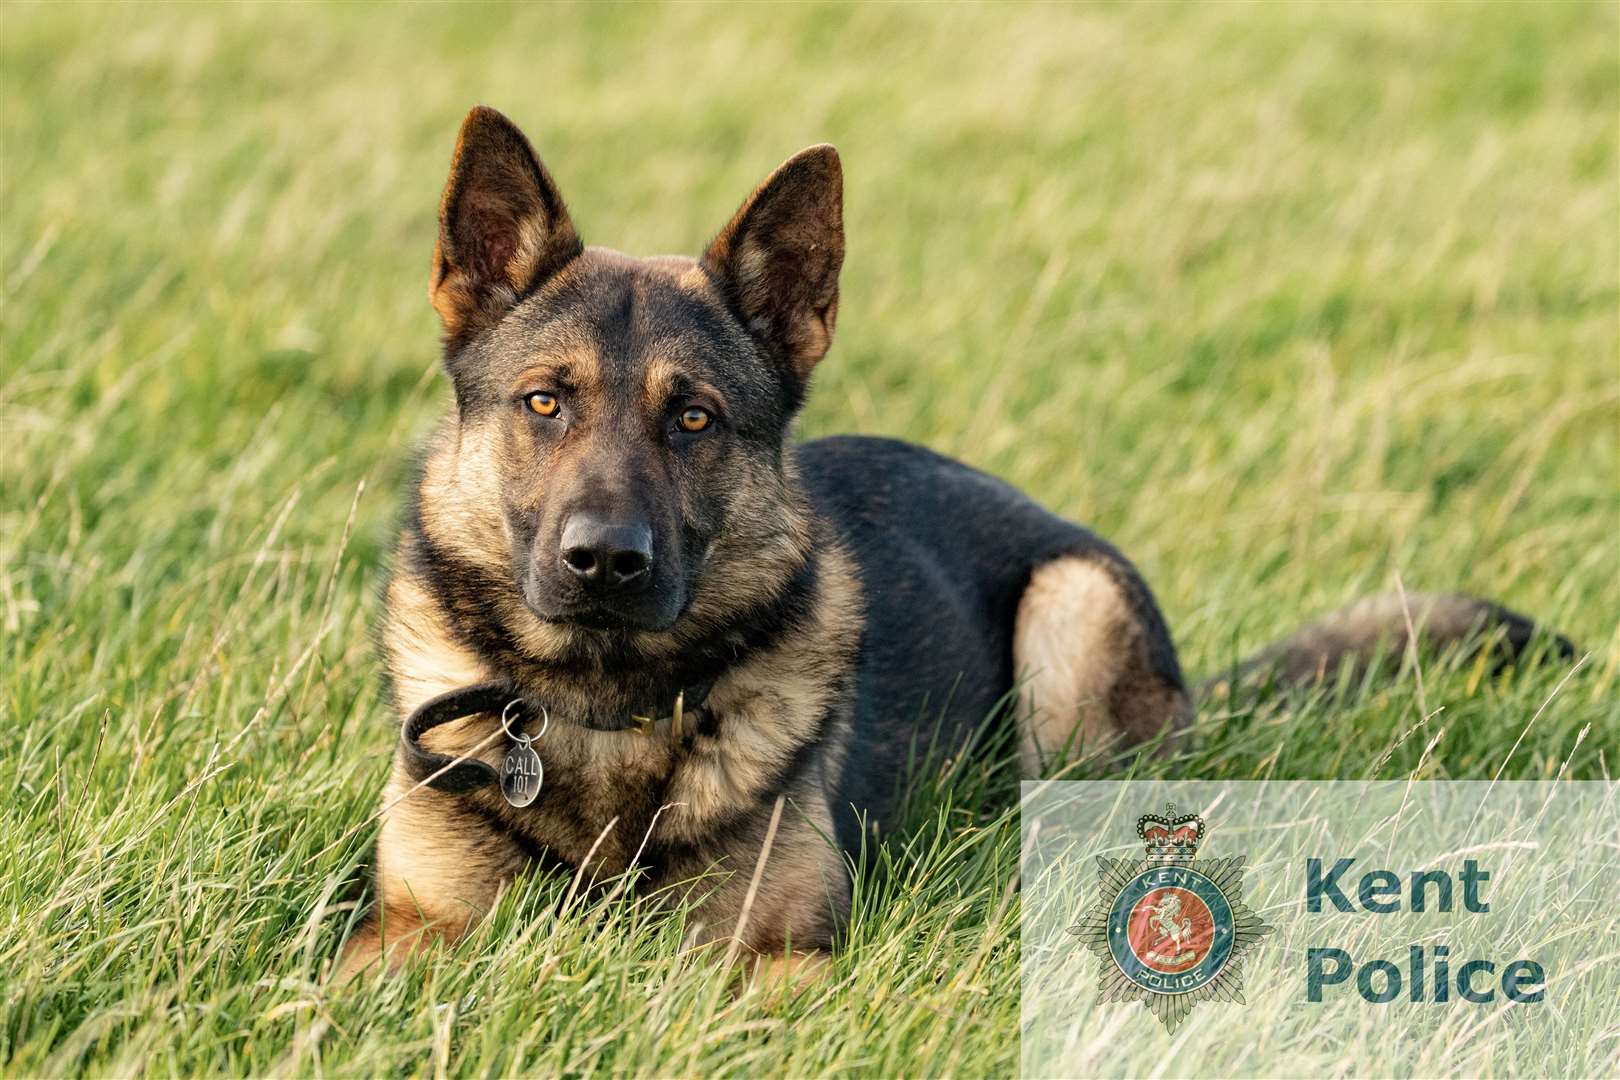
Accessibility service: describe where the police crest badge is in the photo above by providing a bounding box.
[1068,803,1274,1032]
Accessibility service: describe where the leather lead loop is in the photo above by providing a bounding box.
[400,682,514,793]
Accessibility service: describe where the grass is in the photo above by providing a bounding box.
[1,2,1615,1076]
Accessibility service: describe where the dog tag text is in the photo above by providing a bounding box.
[500,741,542,807]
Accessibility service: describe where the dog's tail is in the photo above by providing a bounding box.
[1199,592,1576,700]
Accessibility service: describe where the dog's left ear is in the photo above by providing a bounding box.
[431,106,582,350]
[702,145,844,380]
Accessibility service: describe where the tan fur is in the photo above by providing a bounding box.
[669,552,857,952]
[745,950,831,994]
[1013,556,1191,776]
[663,543,859,842]
[511,345,605,403]
[675,262,712,292]
[335,761,528,982]
[638,354,727,418]
[417,421,509,570]
[382,568,489,708]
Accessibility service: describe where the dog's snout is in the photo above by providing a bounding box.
[559,514,654,594]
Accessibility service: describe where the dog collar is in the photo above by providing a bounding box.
[399,679,715,804]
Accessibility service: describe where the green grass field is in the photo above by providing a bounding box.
[2,3,1616,1076]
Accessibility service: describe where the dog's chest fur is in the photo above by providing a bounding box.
[379,526,863,884]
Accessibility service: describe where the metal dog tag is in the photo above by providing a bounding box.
[500,738,543,808]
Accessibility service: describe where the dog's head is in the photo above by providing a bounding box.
[417,106,841,656]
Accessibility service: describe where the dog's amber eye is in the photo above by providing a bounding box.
[678,406,712,433]
[527,392,560,417]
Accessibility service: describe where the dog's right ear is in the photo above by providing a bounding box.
[430,106,582,350]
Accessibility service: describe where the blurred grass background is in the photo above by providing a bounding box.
[1,2,1615,1075]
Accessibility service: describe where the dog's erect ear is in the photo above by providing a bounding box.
[430,106,582,348]
[701,145,844,380]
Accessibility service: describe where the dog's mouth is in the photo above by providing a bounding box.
[546,600,680,634]
[518,574,688,636]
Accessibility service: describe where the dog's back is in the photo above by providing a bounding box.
[799,435,1187,842]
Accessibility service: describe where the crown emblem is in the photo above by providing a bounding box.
[1136,802,1205,863]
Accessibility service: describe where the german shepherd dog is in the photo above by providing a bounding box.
[335,107,1567,981]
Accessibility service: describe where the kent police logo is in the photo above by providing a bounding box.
[1069,803,1273,1031]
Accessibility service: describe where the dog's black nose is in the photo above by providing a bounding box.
[559,514,653,594]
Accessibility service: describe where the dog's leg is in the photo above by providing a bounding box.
[670,794,847,994]
[1013,554,1192,776]
[334,764,527,983]
[745,950,831,994]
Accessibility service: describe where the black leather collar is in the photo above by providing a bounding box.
[400,679,715,795]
